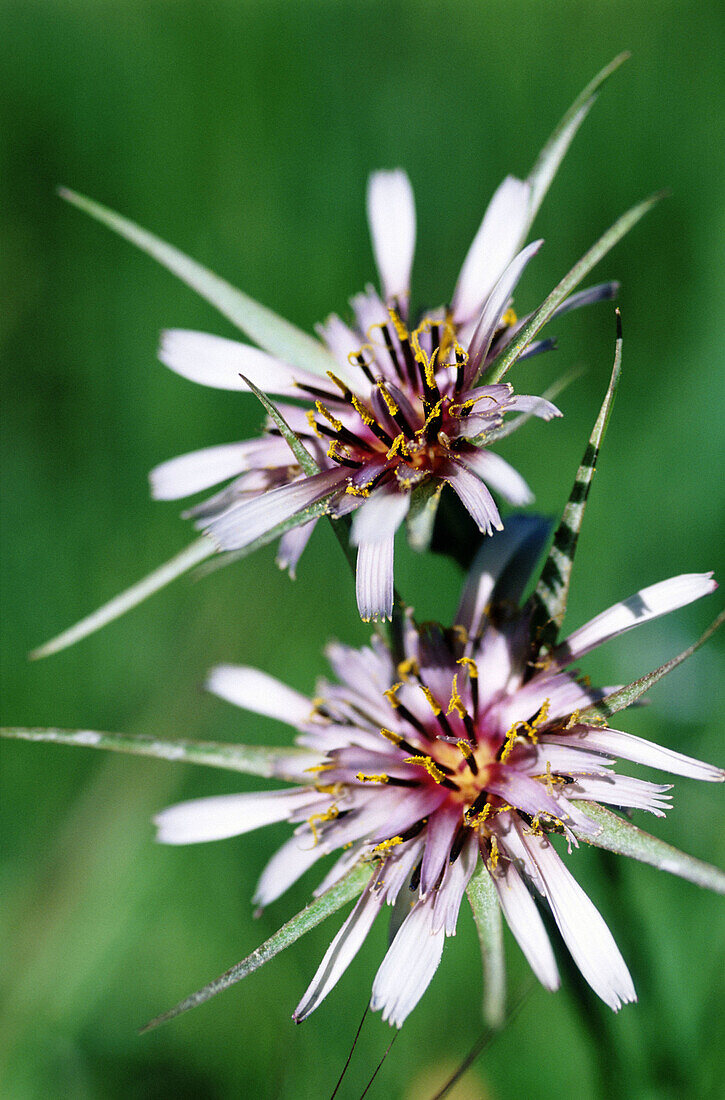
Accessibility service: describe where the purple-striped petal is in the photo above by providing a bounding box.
[442,460,503,536]
[356,536,395,622]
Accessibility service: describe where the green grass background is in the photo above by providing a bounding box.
[1,1,723,1097]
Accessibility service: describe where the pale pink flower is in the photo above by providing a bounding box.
[154,519,722,1027]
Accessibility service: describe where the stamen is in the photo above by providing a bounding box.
[457,656,479,720]
[326,371,353,400]
[377,323,406,384]
[347,347,377,385]
[388,306,419,389]
[372,836,403,854]
[397,656,420,681]
[316,401,343,432]
[308,804,339,845]
[447,673,466,720]
[465,791,491,826]
[454,341,468,393]
[327,441,363,469]
[489,835,500,869]
[456,739,479,775]
[399,817,428,842]
[449,824,468,864]
[351,395,395,446]
[501,307,517,327]
[304,762,333,774]
[356,772,389,784]
[377,381,417,439]
[419,683,456,739]
[378,726,422,756]
[305,409,322,438]
[382,684,433,742]
[409,858,423,892]
[403,755,459,790]
[386,433,411,461]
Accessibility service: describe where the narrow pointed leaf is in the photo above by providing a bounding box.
[0,727,319,782]
[524,54,630,236]
[576,802,725,893]
[31,537,214,659]
[241,374,320,477]
[484,194,660,385]
[530,314,622,649]
[466,862,506,1027]
[577,608,725,723]
[141,860,374,1031]
[58,188,338,378]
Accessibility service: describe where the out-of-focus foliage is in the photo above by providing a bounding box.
[1,2,723,1097]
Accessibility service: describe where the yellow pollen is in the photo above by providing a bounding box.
[489,835,500,869]
[379,727,403,746]
[457,656,479,679]
[397,657,419,681]
[456,739,476,767]
[326,371,353,398]
[404,755,446,785]
[501,307,517,327]
[466,801,491,827]
[372,836,403,854]
[447,674,467,720]
[345,483,371,497]
[419,399,443,435]
[308,804,339,845]
[451,624,469,644]
[315,401,343,432]
[383,683,402,708]
[304,762,333,774]
[531,698,551,733]
[327,440,348,462]
[386,433,410,460]
[419,684,441,716]
[377,381,399,417]
[356,772,389,784]
[351,395,374,426]
[388,307,409,342]
[305,409,322,437]
[315,781,344,795]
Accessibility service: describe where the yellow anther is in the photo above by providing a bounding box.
[467,802,491,827]
[397,657,419,681]
[419,684,442,716]
[525,813,545,837]
[327,440,348,462]
[451,624,469,644]
[501,307,517,327]
[499,721,526,763]
[386,433,410,460]
[308,804,339,845]
[315,781,344,795]
[404,755,446,785]
[351,395,374,426]
[388,307,409,342]
[383,683,402,708]
[372,836,403,854]
[348,342,376,366]
[356,772,389,784]
[531,698,551,732]
[315,401,343,432]
[305,408,322,437]
[377,381,399,417]
[304,762,333,774]
[379,727,403,746]
[544,761,555,796]
[345,483,371,497]
[457,656,479,679]
[456,739,476,768]
[489,835,500,869]
[326,371,353,398]
[452,338,468,364]
[447,674,467,720]
[419,399,443,434]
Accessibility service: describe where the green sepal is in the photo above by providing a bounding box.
[577,608,725,723]
[140,860,374,1032]
[483,194,660,385]
[529,314,622,648]
[58,188,338,378]
[0,726,319,782]
[575,802,725,894]
[466,860,506,1027]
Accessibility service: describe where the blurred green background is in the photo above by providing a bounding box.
[1,1,723,1097]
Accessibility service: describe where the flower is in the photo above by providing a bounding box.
[153,168,614,621]
[154,517,722,1028]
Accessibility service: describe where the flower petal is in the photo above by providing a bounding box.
[159,329,326,395]
[356,536,395,622]
[293,881,383,1021]
[154,787,324,845]
[443,460,503,536]
[371,900,446,1027]
[466,239,543,383]
[276,520,316,579]
[367,170,416,302]
[547,726,725,783]
[459,449,534,507]
[554,574,718,665]
[420,804,462,896]
[150,441,260,501]
[253,832,326,908]
[350,486,410,546]
[452,176,532,325]
[206,664,312,725]
[489,855,560,992]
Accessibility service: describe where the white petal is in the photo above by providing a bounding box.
[356,536,395,622]
[549,727,725,783]
[206,664,312,725]
[452,176,532,324]
[432,832,479,935]
[523,828,636,1011]
[154,787,322,845]
[466,239,543,380]
[204,468,346,550]
[293,882,382,1021]
[150,441,259,501]
[490,857,559,991]
[350,486,410,546]
[159,329,326,394]
[367,170,416,301]
[460,449,534,506]
[276,520,316,579]
[505,394,562,420]
[565,773,673,817]
[371,900,445,1027]
[253,832,325,907]
[444,460,503,535]
[555,574,718,664]
[315,314,369,391]
[420,805,461,896]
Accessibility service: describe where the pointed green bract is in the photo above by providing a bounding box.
[578,608,725,723]
[530,315,622,650]
[58,188,338,378]
[241,374,320,477]
[466,862,506,1027]
[576,802,725,894]
[30,537,215,659]
[484,194,660,385]
[0,727,319,782]
[524,54,630,237]
[141,860,374,1032]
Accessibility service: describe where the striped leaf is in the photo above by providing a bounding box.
[529,312,622,649]
[577,607,725,723]
[141,860,374,1031]
[0,727,319,782]
[59,188,338,379]
[576,802,725,893]
[466,861,506,1027]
